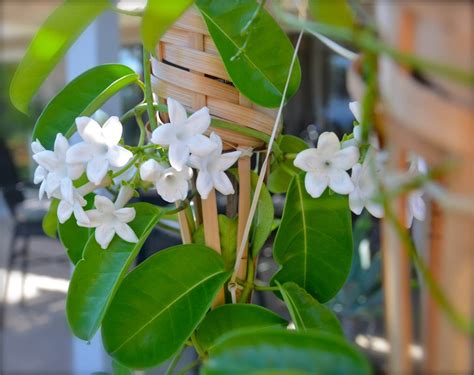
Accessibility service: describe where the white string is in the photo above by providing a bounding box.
[229,29,304,303]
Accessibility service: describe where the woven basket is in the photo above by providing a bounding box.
[347,4,474,370]
[151,7,278,304]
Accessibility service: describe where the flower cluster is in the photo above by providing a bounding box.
[293,102,427,227]
[31,97,241,249]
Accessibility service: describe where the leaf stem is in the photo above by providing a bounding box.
[135,110,146,147]
[191,332,206,358]
[176,359,200,375]
[111,154,140,179]
[239,256,255,302]
[142,51,158,130]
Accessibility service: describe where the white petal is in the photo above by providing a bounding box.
[57,200,73,224]
[341,138,357,149]
[187,154,202,169]
[333,146,359,170]
[67,163,85,180]
[106,145,133,168]
[209,132,223,155]
[140,159,163,182]
[186,134,216,156]
[34,166,47,184]
[54,134,70,158]
[294,149,318,172]
[31,139,45,154]
[215,151,241,171]
[66,142,94,164]
[45,173,61,197]
[60,178,74,204]
[73,204,90,225]
[349,190,364,215]
[114,222,138,244]
[305,172,328,198]
[167,97,188,125]
[115,185,135,209]
[317,132,340,155]
[184,106,210,135]
[409,193,426,221]
[196,170,213,199]
[95,223,116,249]
[353,125,362,143]
[150,123,178,146]
[94,195,116,214]
[76,117,104,144]
[87,156,109,185]
[39,181,46,200]
[212,171,234,196]
[366,202,384,218]
[328,170,354,195]
[81,209,104,227]
[350,163,362,184]
[349,101,361,123]
[33,150,59,171]
[168,142,189,171]
[101,116,123,146]
[115,207,136,223]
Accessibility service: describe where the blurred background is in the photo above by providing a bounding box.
[0,1,401,374]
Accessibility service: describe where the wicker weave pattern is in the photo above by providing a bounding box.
[152,7,276,150]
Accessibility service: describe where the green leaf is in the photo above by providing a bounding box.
[271,174,353,302]
[309,0,355,28]
[42,199,59,238]
[278,282,343,336]
[141,0,194,54]
[32,64,138,149]
[194,214,238,271]
[66,203,164,341]
[268,135,308,194]
[10,0,110,113]
[112,359,131,375]
[57,194,94,264]
[196,0,301,108]
[202,328,371,374]
[102,244,230,369]
[195,304,287,352]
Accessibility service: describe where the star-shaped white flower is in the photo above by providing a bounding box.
[406,155,427,228]
[150,97,216,171]
[188,132,241,199]
[140,159,192,203]
[343,101,379,149]
[79,186,138,249]
[294,132,359,198]
[32,134,84,202]
[349,149,385,218]
[57,190,89,225]
[66,116,133,185]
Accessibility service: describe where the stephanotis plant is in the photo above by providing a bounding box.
[10,0,435,374]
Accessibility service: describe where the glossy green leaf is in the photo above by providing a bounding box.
[268,135,308,193]
[141,0,193,54]
[196,0,301,108]
[57,194,94,264]
[32,64,138,149]
[309,0,355,28]
[194,214,238,271]
[66,203,164,341]
[42,199,59,238]
[202,328,371,374]
[195,304,287,352]
[279,282,343,336]
[10,0,110,113]
[271,174,353,302]
[112,359,131,375]
[102,244,230,369]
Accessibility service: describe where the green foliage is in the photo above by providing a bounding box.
[101,244,230,369]
[195,304,287,352]
[66,203,164,341]
[202,328,371,374]
[268,135,308,193]
[196,0,301,108]
[32,64,138,149]
[141,0,194,54]
[271,174,353,302]
[278,282,343,336]
[57,193,94,264]
[42,199,59,238]
[309,0,355,28]
[112,360,132,375]
[10,0,110,113]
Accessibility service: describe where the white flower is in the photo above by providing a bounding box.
[79,186,138,249]
[188,132,241,199]
[349,149,385,218]
[294,132,359,198]
[151,97,216,171]
[32,134,84,202]
[140,159,192,203]
[57,190,89,224]
[343,101,379,149]
[66,116,133,185]
[406,155,427,228]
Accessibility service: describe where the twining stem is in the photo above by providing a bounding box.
[143,51,158,131]
[111,154,140,178]
[135,111,146,147]
[239,256,255,302]
[191,332,206,358]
